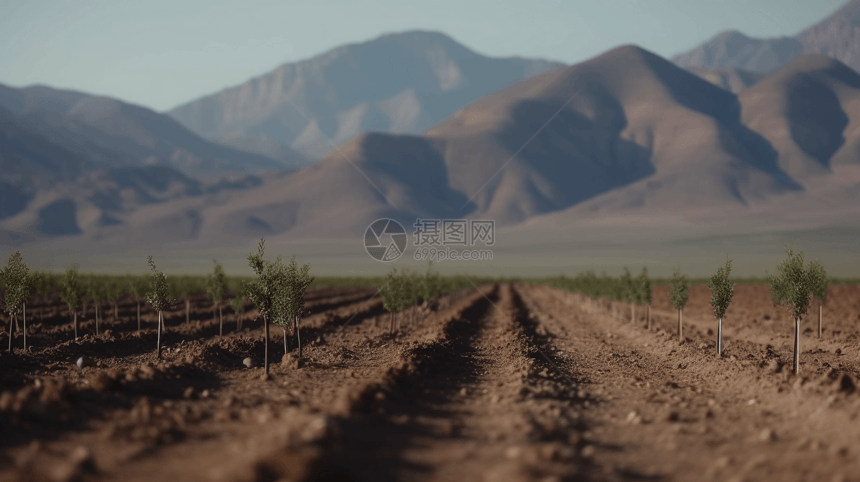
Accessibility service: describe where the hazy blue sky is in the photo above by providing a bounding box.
[0,0,848,112]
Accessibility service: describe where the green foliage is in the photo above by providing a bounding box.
[420,262,444,301]
[30,271,53,297]
[146,256,175,312]
[768,247,819,320]
[230,287,245,314]
[620,267,634,303]
[1,251,30,317]
[635,266,652,305]
[668,266,689,311]
[285,255,314,321]
[127,274,148,299]
[708,259,735,319]
[241,238,287,320]
[60,265,83,311]
[206,261,228,304]
[104,277,124,303]
[378,267,403,314]
[808,260,829,303]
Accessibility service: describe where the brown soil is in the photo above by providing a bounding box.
[1,283,859,481]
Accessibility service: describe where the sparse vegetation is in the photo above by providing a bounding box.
[768,247,819,374]
[809,260,829,339]
[1,252,30,353]
[61,265,84,340]
[708,259,734,356]
[146,256,175,359]
[669,266,689,344]
[242,238,288,377]
[206,261,228,337]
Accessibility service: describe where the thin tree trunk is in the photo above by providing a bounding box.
[283,326,288,356]
[74,311,78,340]
[8,313,13,353]
[647,305,651,331]
[23,303,26,352]
[678,308,683,344]
[295,315,302,359]
[818,304,823,339]
[263,313,269,376]
[137,300,141,333]
[156,311,163,359]
[631,304,635,324]
[793,316,800,374]
[219,306,223,337]
[717,317,722,356]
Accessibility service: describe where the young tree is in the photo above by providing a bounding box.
[378,267,405,335]
[30,271,53,321]
[242,238,288,377]
[127,275,148,333]
[285,255,313,359]
[620,267,635,323]
[1,252,30,353]
[421,261,443,303]
[146,256,175,359]
[170,277,196,326]
[669,266,689,344]
[636,267,652,330]
[206,261,228,336]
[61,265,83,340]
[769,248,818,374]
[708,259,735,356]
[105,278,124,324]
[808,260,829,339]
[84,276,106,336]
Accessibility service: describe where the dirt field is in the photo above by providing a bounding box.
[1,283,859,482]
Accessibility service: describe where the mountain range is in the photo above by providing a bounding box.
[673,0,860,75]
[3,4,860,246]
[166,30,565,159]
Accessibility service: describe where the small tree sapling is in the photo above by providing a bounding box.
[378,268,403,334]
[768,248,817,374]
[708,259,734,356]
[1,252,29,353]
[637,267,652,330]
[127,275,148,333]
[105,278,123,325]
[229,281,247,331]
[242,238,288,377]
[61,265,83,340]
[206,261,228,337]
[669,266,689,344]
[620,267,635,323]
[285,255,313,359]
[146,256,175,359]
[808,260,828,339]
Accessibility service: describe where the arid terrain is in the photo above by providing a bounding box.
[1,282,860,481]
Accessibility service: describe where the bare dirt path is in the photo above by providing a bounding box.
[516,284,860,482]
[3,283,860,481]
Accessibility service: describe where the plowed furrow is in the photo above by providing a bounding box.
[515,283,860,482]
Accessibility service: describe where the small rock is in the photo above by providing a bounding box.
[243,357,254,368]
[580,445,596,457]
[759,428,776,442]
[76,356,94,369]
[460,387,467,396]
[183,387,197,400]
[201,389,210,399]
